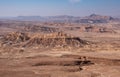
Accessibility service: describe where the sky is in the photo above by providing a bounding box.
[0,0,120,17]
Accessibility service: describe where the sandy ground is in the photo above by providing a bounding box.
[0,50,120,77]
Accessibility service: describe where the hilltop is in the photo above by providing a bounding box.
[0,14,119,23]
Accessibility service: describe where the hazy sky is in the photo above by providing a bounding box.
[0,0,120,17]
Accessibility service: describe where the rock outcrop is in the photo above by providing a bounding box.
[23,32,88,48]
[79,26,115,33]
[1,32,30,45]
[0,32,88,48]
[24,26,59,33]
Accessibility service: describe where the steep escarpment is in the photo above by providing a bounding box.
[24,32,88,47]
[0,32,30,46]
[0,32,89,48]
[24,25,60,33]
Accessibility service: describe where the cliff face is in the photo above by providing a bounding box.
[0,32,88,48]
[24,32,88,47]
[79,26,116,33]
[24,26,59,33]
[2,32,30,44]
[0,32,30,47]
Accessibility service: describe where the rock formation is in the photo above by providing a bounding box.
[0,32,88,48]
[0,32,30,46]
[23,32,88,48]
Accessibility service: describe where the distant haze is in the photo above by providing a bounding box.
[0,0,120,17]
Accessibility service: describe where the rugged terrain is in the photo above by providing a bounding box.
[0,20,120,77]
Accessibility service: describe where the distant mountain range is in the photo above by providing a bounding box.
[0,14,119,23]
